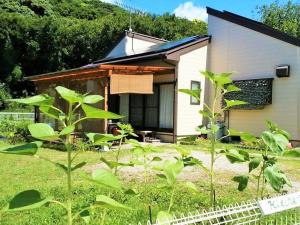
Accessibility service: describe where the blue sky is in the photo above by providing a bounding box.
[105,0,293,21]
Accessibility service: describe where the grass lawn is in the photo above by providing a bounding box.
[0,141,299,224]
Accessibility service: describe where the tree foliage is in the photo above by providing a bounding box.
[257,0,300,38]
[0,0,207,96]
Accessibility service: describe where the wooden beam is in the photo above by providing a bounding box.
[99,64,174,72]
[28,64,175,82]
[31,70,107,82]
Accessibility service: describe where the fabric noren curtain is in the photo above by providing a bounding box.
[110,74,153,94]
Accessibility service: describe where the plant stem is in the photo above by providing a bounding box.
[256,168,263,200]
[66,102,73,225]
[209,87,217,208]
[168,187,176,213]
[100,209,108,225]
[210,128,215,208]
[114,137,123,175]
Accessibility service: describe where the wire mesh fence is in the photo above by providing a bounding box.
[0,112,34,121]
[139,193,300,225]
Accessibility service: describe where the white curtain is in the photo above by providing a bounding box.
[159,84,174,129]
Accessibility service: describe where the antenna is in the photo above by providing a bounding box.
[114,0,148,32]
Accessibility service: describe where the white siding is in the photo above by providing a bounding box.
[176,46,208,136]
[107,36,157,58]
[208,15,300,139]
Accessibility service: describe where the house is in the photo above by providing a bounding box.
[28,8,300,143]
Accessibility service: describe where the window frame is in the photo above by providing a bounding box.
[190,80,201,105]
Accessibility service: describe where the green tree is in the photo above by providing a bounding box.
[257,0,300,38]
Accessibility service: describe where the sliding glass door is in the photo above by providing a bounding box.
[129,83,174,131]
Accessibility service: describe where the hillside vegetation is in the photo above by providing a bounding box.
[0,0,207,94]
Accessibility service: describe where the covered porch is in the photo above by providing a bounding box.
[28,63,176,142]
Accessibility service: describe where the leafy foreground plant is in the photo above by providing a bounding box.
[152,144,203,223]
[227,121,292,198]
[0,86,133,225]
[179,71,246,207]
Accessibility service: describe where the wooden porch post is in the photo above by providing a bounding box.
[103,71,111,133]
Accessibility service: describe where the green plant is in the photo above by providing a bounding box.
[179,71,246,207]
[87,123,137,176]
[0,86,133,225]
[0,119,32,144]
[227,121,292,198]
[155,156,200,223]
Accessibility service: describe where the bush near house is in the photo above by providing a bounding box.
[0,119,32,144]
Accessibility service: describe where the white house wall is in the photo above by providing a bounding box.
[107,36,158,58]
[176,46,208,136]
[208,15,300,140]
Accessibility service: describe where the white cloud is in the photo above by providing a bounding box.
[174,2,208,21]
[101,0,121,4]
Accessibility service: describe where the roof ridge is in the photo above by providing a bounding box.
[207,7,300,47]
[125,30,168,43]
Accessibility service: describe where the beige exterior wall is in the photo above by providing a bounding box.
[176,46,208,136]
[207,15,300,139]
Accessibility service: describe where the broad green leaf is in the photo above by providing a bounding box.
[249,158,261,173]
[100,157,133,169]
[86,133,123,146]
[232,176,249,191]
[82,104,122,119]
[91,169,122,190]
[60,125,75,136]
[95,195,131,210]
[185,181,199,193]
[39,105,63,120]
[3,190,53,212]
[214,73,233,87]
[163,160,184,185]
[224,99,247,109]
[196,125,209,134]
[80,210,90,224]
[241,133,257,143]
[124,188,138,195]
[55,86,83,103]
[264,165,292,192]
[225,84,241,93]
[201,71,215,81]
[199,110,211,118]
[179,89,201,102]
[283,150,300,158]
[28,123,59,141]
[83,95,103,104]
[226,149,249,163]
[210,124,219,133]
[152,156,162,162]
[262,131,288,153]
[174,145,191,158]
[157,211,173,224]
[72,162,87,171]
[0,142,42,155]
[266,120,290,139]
[8,94,54,106]
[228,129,256,143]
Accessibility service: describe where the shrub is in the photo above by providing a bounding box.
[0,119,32,144]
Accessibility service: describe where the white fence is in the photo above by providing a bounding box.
[0,112,35,121]
[140,192,300,225]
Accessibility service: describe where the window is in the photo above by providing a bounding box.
[129,83,174,131]
[191,81,201,105]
